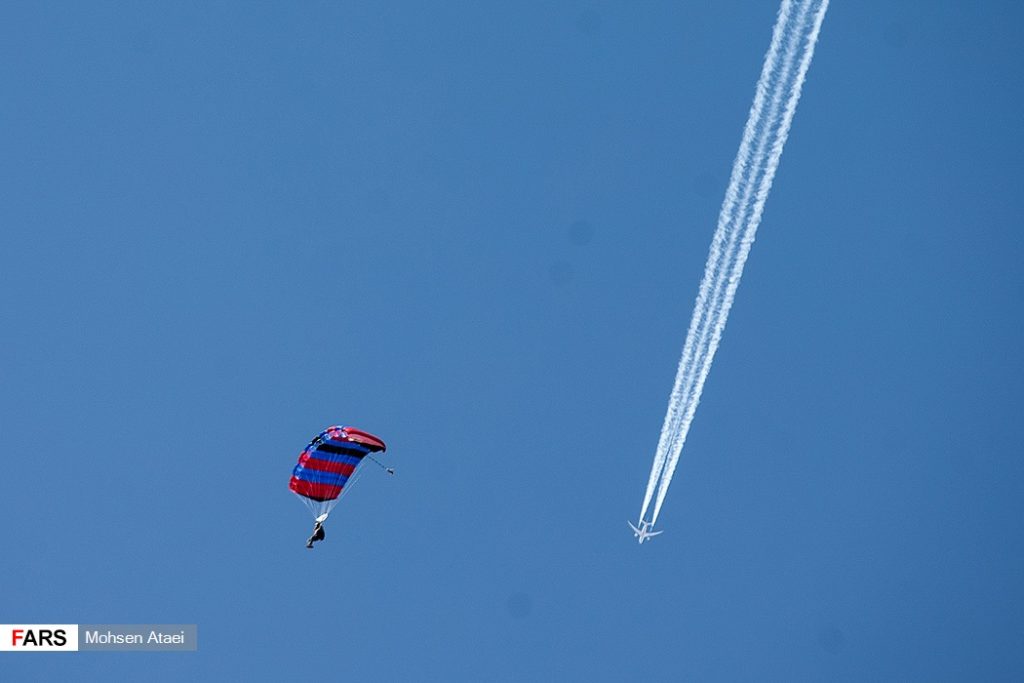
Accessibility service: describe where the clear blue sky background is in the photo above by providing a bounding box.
[2,1,1022,680]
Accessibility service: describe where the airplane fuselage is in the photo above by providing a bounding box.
[628,519,663,544]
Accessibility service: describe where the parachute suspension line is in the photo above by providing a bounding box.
[296,457,374,523]
[365,454,395,475]
[332,460,369,509]
[296,492,323,520]
[320,453,389,519]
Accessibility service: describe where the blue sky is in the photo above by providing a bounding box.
[2,1,1023,680]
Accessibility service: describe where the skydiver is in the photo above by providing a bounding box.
[306,520,326,549]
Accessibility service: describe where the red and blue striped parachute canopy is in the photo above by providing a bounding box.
[289,426,387,504]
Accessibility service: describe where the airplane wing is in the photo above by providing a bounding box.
[628,520,663,542]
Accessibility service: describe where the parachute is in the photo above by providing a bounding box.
[289,425,387,521]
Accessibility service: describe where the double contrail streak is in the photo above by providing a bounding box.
[638,0,829,529]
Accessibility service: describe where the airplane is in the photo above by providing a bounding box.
[628,519,663,544]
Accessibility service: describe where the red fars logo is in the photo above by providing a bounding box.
[0,625,79,652]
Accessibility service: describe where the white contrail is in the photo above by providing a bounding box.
[651,0,825,522]
[639,0,829,527]
[638,0,799,523]
[640,0,809,523]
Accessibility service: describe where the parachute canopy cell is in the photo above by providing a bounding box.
[289,426,387,503]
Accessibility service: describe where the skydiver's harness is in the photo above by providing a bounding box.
[306,521,326,549]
